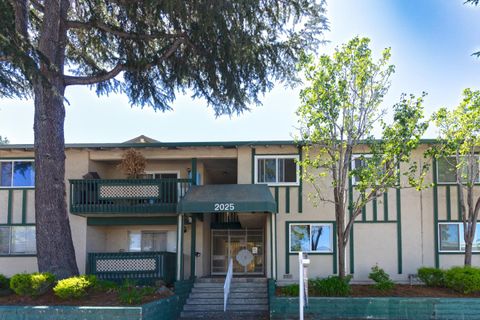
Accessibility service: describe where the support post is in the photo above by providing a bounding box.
[176,213,184,281]
[190,216,196,280]
[271,213,277,280]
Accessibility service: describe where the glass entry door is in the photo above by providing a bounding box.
[211,229,264,275]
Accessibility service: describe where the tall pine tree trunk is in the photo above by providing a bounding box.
[33,0,79,279]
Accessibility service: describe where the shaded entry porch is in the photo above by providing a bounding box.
[176,184,278,280]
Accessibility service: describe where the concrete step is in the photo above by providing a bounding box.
[189,292,267,299]
[186,298,268,305]
[191,286,267,293]
[196,277,267,283]
[180,311,269,319]
[183,303,268,312]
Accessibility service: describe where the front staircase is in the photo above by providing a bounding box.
[180,277,269,319]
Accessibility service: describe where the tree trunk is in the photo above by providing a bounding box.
[335,186,346,279]
[464,241,473,266]
[33,0,79,279]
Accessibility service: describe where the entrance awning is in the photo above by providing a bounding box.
[177,184,277,214]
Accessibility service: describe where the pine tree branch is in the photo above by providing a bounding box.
[64,37,186,86]
[64,63,126,86]
[30,0,45,12]
[66,20,180,41]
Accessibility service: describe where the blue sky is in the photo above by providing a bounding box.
[1,0,479,143]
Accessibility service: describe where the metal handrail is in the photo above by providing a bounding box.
[224,258,233,312]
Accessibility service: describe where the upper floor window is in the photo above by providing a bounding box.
[0,160,35,188]
[254,155,299,186]
[436,156,480,184]
[0,226,36,255]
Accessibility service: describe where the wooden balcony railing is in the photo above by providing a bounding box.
[69,178,192,214]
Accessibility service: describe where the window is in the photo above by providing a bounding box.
[255,155,299,185]
[0,226,36,255]
[0,160,35,188]
[438,223,480,252]
[437,156,480,184]
[351,154,387,185]
[289,223,333,253]
[128,231,167,252]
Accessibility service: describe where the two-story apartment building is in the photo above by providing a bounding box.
[0,137,478,283]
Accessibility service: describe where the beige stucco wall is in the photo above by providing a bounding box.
[2,143,480,282]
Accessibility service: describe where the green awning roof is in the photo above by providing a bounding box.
[177,184,277,214]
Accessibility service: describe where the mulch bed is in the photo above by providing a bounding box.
[0,289,172,306]
[276,284,480,298]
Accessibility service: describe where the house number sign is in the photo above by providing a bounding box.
[213,203,235,211]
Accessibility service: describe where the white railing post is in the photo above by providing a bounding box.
[224,258,233,312]
[299,252,310,320]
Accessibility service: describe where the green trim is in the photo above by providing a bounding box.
[355,221,397,224]
[298,146,303,213]
[0,157,34,160]
[0,223,35,226]
[446,185,451,221]
[396,187,402,274]
[383,191,389,221]
[190,216,196,280]
[7,190,12,224]
[87,216,178,226]
[457,185,462,222]
[433,158,440,268]
[274,213,278,280]
[285,186,290,214]
[0,187,35,190]
[270,214,273,278]
[348,163,354,274]
[191,158,197,186]
[274,187,279,213]
[438,251,480,255]
[251,148,256,184]
[361,205,366,222]
[333,223,338,274]
[285,222,290,274]
[372,197,378,222]
[22,190,27,224]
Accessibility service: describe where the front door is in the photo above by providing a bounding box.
[211,229,264,275]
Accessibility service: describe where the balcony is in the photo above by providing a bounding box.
[69,178,192,215]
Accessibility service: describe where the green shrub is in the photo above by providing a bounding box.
[53,275,97,299]
[369,265,394,291]
[417,267,445,287]
[118,280,156,305]
[444,266,480,294]
[310,275,352,297]
[10,272,55,296]
[0,274,9,290]
[94,279,118,292]
[280,284,299,296]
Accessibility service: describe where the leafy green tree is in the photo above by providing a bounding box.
[297,37,429,278]
[432,89,480,266]
[0,0,327,278]
[0,135,8,144]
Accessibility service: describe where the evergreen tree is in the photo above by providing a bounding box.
[0,0,327,278]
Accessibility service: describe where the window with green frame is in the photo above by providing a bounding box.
[0,226,36,255]
[439,222,480,252]
[289,223,333,253]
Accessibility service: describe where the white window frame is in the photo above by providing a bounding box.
[254,155,300,186]
[351,154,372,185]
[438,222,480,253]
[289,223,333,253]
[0,226,36,255]
[0,159,35,189]
[436,156,480,185]
[128,230,168,252]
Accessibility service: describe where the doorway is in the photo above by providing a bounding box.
[211,229,264,275]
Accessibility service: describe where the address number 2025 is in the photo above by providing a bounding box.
[214,203,235,211]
